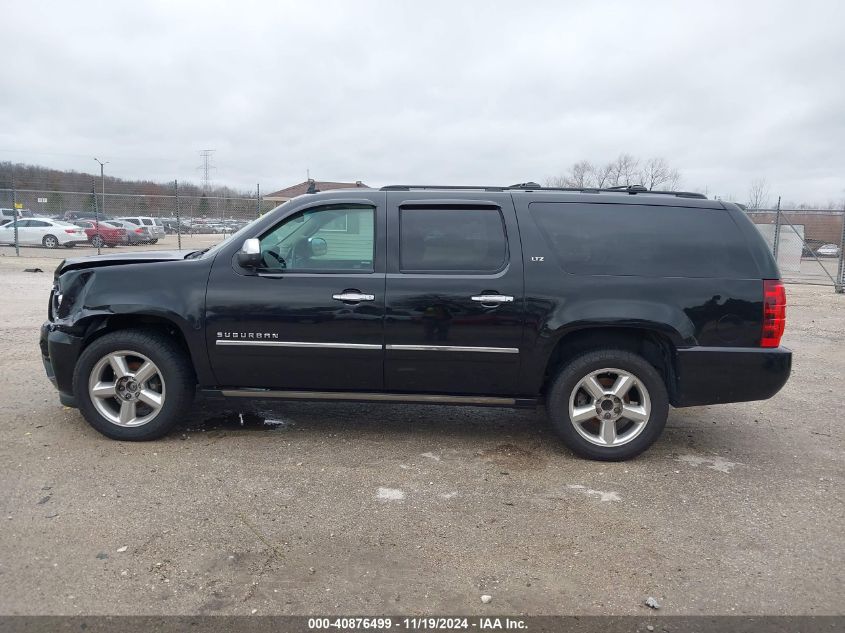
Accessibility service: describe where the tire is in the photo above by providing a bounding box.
[150,239,158,244]
[42,234,59,249]
[546,349,669,461]
[72,330,195,441]
[91,234,105,248]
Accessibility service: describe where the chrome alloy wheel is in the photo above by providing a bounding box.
[568,368,651,447]
[88,350,166,427]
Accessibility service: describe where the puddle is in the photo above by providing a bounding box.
[185,411,292,432]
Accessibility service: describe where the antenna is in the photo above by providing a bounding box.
[198,149,216,193]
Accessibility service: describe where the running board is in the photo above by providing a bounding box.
[209,388,537,408]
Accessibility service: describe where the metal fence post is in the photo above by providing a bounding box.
[256,183,260,218]
[12,178,19,256]
[772,196,782,262]
[836,207,845,294]
[174,180,182,251]
[92,182,101,255]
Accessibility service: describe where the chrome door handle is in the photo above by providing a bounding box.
[471,294,514,304]
[332,292,375,302]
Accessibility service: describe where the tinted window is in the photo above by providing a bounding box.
[400,208,507,272]
[530,202,757,278]
[259,205,375,272]
[29,220,49,227]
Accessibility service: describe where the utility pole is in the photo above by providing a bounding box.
[94,157,108,218]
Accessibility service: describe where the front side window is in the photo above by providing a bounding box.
[257,204,375,272]
[399,208,507,273]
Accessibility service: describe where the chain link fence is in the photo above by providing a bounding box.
[2,181,844,292]
[0,183,278,258]
[746,208,844,292]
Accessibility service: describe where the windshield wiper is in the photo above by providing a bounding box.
[186,247,210,260]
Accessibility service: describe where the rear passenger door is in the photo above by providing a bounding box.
[384,194,524,395]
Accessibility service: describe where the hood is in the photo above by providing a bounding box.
[56,250,190,274]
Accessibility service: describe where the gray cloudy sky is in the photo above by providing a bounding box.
[2,0,843,204]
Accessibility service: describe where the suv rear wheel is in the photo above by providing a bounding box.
[72,330,195,440]
[547,349,669,461]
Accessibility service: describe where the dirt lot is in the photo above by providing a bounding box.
[0,255,842,616]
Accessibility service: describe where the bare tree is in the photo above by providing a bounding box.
[747,178,770,210]
[565,160,595,188]
[548,154,682,191]
[639,157,681,190]
[593,162,614,188]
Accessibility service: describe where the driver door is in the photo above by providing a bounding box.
[205,199,386,391]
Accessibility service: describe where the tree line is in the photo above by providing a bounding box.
[546,154,682,191]
[0,161,253,198]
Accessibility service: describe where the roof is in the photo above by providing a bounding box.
[264,179,368,201]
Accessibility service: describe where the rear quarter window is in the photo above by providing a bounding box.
[529,202,758,278]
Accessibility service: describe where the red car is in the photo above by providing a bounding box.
[74,220,128,248]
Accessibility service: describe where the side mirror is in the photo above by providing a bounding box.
[308,236,328,257]
[237,238,262,268]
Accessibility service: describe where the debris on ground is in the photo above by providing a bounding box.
[23,268,43,273]
[645,596,661,609]
[116,546,128,553]
[96,552,109,560]
[480,594,492,604]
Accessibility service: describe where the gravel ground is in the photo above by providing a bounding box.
[0,256,842,616]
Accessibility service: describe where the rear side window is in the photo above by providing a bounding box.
[141,219,153,225]
[400,208,507,273]
[530,202,758,278]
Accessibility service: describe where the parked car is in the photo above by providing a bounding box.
[115,216,166,243]
[816,243,841,258]
[40,184,791,460]
[0,218,87,248]
[0,209,33,224]
[158,218,191,234]
[108,219,151,245]
[74,220,128,248]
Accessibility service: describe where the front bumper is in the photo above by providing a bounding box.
[671,346,792,407]
[40,322,84,407]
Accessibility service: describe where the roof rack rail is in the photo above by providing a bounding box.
[379,184,707,199]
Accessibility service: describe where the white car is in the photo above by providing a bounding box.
[816,243,841,258]
[0,218,87,249]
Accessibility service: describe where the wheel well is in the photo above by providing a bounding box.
[542,327,676,397]
[80,315,196,379]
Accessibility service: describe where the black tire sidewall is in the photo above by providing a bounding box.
[547,349,669,461]
[73,331,193,441]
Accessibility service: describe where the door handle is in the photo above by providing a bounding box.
[332,291,375,302]
[471,294,514,304]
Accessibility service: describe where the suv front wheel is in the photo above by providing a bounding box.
[547,349,669,461]
[72,330,195,440]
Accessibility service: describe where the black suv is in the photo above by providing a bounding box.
[39,184,791,460]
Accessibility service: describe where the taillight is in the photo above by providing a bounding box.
[761,279,786,348]
[135,228,143,234]
[64,229,76,234]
